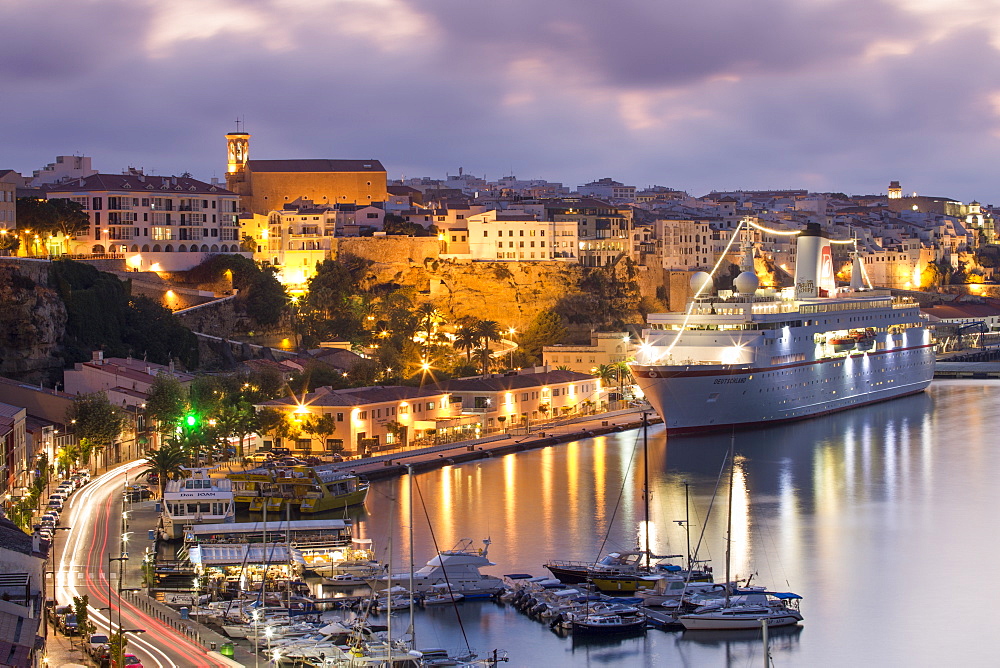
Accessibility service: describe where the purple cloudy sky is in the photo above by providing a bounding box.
[3,0,999,201]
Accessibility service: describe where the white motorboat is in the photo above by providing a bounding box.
[679,592,803,630]
[372,539,504,597]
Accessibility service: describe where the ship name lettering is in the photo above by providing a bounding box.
[713,378,747,384]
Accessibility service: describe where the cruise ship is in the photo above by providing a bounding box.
[632,223,936,433]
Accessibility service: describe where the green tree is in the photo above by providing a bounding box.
[385,420,407,448]
[15,197,57,233]
[240,233,258,253]
[244,269,288,326]
[302,413,337,454]
[514,309,567,366]
[475,320,502,375]
[453,322,480,363]
[73,595,95,640]
[67,393,128,468]
[48,198,91,238]
[145,375,187,435]
[137,440,188,497]
[0,232,19,256]
[382,214,430,236]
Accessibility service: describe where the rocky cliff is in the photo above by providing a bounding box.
[0,261,66,380]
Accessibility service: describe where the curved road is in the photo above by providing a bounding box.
[54,461,231,668]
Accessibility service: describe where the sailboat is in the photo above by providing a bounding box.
[679,436,804,631]
[584,414,710,594]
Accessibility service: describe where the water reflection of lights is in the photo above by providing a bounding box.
[593,438,606,528]
[541,446,554,536]
[566,441,579,533]
[502,453,517,548]
[777,458,800,565]
[439,465,454,541]
[730,455,751,579]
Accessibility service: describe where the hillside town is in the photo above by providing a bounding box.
[3,132,1000,666]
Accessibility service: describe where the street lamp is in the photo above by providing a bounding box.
[107,554,129,646]
[250,608,266,668]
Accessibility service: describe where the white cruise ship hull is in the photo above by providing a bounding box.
[634,342,935,433]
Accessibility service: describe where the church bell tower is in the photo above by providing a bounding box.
[226,125,250,188]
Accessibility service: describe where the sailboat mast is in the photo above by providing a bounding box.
[724,434,735,608]
[683,480,691,572]
[408,465,416,649]
[643,412,650,570]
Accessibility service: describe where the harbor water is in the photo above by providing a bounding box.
[336,380,1000,667]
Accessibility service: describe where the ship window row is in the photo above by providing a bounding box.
[800,300,893,314]
[166,502,230,515]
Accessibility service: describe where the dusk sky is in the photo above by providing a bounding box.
[4,0,998,201]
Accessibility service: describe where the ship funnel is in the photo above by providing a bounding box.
[794,223,835,298]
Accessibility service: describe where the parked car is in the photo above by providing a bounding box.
[145,472,159,485]
[93,646,111,668]
[247,452,273,464]
[331,453,345,463]
[112,653,143,668]
[46,500,63,512]
[59,613,80,635]
[271,447,291,457]
[123,484,151,501]
[87,633,110,655]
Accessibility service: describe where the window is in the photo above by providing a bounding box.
[336,412,344,422]
[427,401,436,410]
[359,411,367,419]
[484,231,489,237]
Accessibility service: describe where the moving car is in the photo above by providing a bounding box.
[112,653,143,668]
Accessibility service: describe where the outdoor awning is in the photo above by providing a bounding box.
[188,544,306,566]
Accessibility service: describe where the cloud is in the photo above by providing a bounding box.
[2,0,1000,202]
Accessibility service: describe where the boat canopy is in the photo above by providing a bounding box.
[770,592,803,600]
[186,519,351,536]
[188,544,306,566]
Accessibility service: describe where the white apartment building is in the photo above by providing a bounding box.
[265,203,338,287]
[466,209,577,261]
[45,171,243,271]
[656,218,719,270]
[30,155,97,187]
[0,176,14,231]
[578,178,636,202]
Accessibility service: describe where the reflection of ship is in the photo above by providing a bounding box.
[632,223,935,433]
[160,468,235,540]
[228,465,369,514]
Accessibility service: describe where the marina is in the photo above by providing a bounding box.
[136,380,1000,666]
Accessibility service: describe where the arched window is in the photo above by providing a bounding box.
[92,244,105,253]
[164,244,174,252]
[178,244,188,252]
[152,244,161,252]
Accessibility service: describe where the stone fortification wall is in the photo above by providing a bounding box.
[334,237,439,266]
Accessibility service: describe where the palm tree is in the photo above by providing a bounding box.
[611,361,633,397]
[454,322,481,363]
[137,440,187,498]
[413,303,445,359]
[475,320,503,375]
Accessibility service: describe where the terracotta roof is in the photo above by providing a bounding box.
[247,159,385,173]
[427,370,594,393]
[44,173,234,195]
[262,384,443,409]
